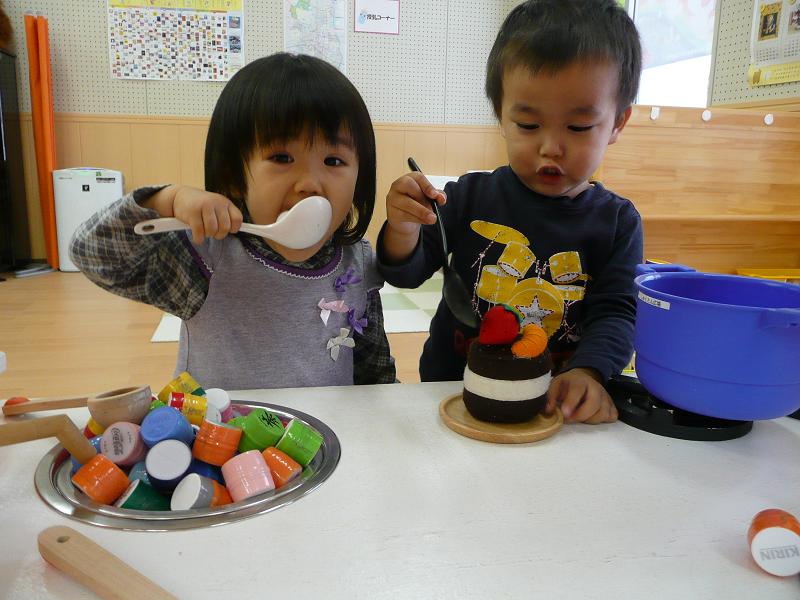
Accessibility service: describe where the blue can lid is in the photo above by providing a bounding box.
[187,459,224,484]
[141,406,193,447]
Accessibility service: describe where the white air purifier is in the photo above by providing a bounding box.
[53,168,124,272]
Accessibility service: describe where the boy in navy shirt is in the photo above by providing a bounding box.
[378,0,643,424]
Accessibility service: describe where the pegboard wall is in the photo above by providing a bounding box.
[5,0,517,124]
[711,0,800,106]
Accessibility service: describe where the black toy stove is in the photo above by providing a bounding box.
[605,375,754,441]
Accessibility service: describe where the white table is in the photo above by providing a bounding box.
[1,381,799,599]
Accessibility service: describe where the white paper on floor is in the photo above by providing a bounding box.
[150,313,182,342]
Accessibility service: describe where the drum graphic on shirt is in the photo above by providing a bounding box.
[497,241,536,278]
[506,277,564,337]
[548,251,585,284]
[476,265,518,304]
[470,221,530,246]
[555,284,585,303]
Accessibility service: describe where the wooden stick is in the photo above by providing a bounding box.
[0,415,96,464]
[2,395,89,416]
[38,526,177,600]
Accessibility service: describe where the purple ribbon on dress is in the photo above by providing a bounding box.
[347,308,368,335]
[334,267,362,293]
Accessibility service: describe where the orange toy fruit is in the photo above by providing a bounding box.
[512,324,548,358]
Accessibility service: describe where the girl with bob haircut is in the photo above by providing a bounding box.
[71,53,396,390]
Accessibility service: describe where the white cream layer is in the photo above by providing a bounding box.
[463,367,551,402]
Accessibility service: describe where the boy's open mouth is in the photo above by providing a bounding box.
[537,165,563,176]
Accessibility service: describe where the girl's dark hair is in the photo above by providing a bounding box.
[205,53,376,246]
[486,0,641,120]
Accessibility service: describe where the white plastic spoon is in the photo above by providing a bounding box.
[134,195,332,250]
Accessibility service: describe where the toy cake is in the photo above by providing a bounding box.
[462,305,554,423]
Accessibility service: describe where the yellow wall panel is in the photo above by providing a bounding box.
[78,122,134,192]
[403,129,447,175]
[130,123,181,192]
[53,119,82,169]
[178,123,208,189]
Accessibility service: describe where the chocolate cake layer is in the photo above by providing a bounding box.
[466,342,553,381]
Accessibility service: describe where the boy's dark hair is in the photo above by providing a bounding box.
[205,53,376,246]
[486,0,641,119]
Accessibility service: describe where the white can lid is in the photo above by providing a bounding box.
[205,388,231,412]
[205,404,222,424]
[751,527,800,576]
[145,439,192,481]
[171,474,203,510]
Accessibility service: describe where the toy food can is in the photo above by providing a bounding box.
[748,508,800,577]
[157,371,205,404]
[221,450,275,502]
[145,439,193,492]
[227,416,246,429]
[238,409,285,453]
[168,392,208,427]
[205,388,233,422]
[71,454,129,505]
[141,406,194,447]
[171,473,232,510]
[100,422,147,466]
[82,417,105,439]
[193,419,242,466]
[262,447,302,489]
[275,419,323,467]
[114,479,170,511]
[186,459,225,485]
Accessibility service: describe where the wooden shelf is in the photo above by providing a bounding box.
[643,214,800,222]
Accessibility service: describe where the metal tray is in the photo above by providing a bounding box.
[34,401,340,531]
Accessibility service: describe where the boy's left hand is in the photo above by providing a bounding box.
[545,368,618,424]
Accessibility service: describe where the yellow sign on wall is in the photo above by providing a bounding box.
[749,60,800,86]
[749,0,800,87]
[109,1,243,10]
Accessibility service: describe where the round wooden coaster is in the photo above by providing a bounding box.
[439,393,563,444]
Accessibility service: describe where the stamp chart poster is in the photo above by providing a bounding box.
[108,0,245,81]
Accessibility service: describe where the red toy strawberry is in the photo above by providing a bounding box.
[478,305,520,345]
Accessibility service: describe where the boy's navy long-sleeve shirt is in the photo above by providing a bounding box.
[377,166,643,382]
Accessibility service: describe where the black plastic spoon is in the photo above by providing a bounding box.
[408,157,478,329]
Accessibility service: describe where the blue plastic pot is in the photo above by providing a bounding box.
[634,264,800,420]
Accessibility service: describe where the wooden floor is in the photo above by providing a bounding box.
[0,270,427,398]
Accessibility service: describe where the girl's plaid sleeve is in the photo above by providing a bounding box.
[69,186,209,320]
[352,289,397,384]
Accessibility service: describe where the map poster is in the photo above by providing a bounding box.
[284,0,347,73]
[108,0,245,81]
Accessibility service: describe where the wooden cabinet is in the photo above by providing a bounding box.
[0,49,30,270]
